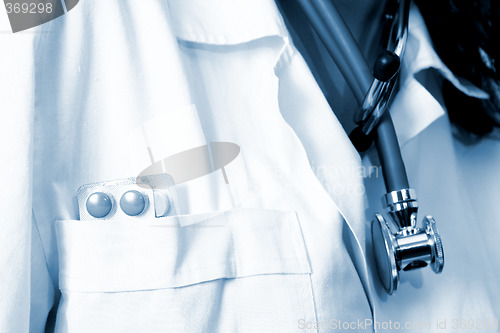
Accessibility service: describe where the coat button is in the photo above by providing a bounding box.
[86,192,113,218]
[120,190,146,216]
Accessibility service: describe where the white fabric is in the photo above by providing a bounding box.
[1,1,499,332]
[1,1,372,332]
[56,209,317,332]
[454,130,500,291]
[57,209,311,292]
[177,14,373,331]
[0,7,37,333]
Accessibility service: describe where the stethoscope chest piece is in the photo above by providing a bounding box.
[372,213,399,294]
[372,190,445,294]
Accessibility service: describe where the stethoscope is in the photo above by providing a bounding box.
[295,0,444,294]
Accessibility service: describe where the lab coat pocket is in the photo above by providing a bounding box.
[54,209,317,333]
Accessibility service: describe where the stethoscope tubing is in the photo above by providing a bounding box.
[296,0,410,192]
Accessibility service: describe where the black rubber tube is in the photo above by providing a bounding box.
[375,112,410,191]
[296,0,409,192]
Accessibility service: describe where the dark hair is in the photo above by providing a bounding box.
[415,0,500,138]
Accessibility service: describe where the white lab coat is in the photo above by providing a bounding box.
[2,1,371,332]
[0,1,498,332]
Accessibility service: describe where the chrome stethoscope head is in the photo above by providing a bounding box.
[372,189,444,294]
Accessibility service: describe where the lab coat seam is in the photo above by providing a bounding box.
[290,212,313,274]
[339,217,374,318]
[58,259,312,293]
[282,214,317,330]
[58,208,300,224]
[57,210,312,291]
[176,31,286,47]
[32,212,57,289]
[293,212,319,332]
[30,19,49,286]
[306,274,320,333]
[176,33,288,64]
[57,258,309,273]
[227,210,238,278]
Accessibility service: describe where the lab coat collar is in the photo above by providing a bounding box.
[390,4,489,146]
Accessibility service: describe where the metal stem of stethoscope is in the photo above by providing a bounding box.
[296,0,444,294]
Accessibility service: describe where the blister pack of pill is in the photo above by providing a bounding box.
[76,173,178,221]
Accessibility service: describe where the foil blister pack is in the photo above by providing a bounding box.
[76,173,178,221]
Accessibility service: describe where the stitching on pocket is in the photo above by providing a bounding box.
[57,209,311,293]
